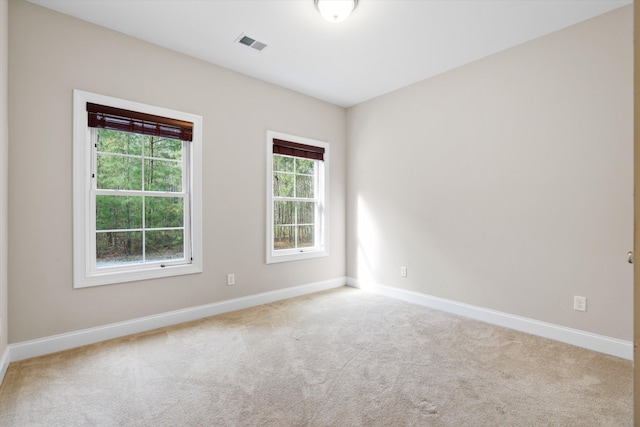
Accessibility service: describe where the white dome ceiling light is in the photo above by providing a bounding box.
[314,0,359,23]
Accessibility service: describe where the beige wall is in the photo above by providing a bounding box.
[7,0,346,343]
[1,0,8,357]
[347,6,633,340]
[6,0,633,348]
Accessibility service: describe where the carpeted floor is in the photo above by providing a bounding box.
[0,286,632,426]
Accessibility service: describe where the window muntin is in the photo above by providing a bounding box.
[267,131,329,264]
[93,129,188,269]
[273,155,318,250]
[73,90,202,288]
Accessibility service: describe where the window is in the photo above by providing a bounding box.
[73,90,202,288]
[266,131,329,263]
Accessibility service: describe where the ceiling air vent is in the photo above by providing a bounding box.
[236,34,267,51]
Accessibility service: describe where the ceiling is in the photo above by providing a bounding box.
[28,0,632,108]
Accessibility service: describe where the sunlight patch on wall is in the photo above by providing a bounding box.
[356,194,380,287]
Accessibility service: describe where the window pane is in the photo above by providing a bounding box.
[274,155,294,172]
[96,195,142,230]
[274,201,294,225]
[274,225,295,250]
[146,230,184,262]
[144,136,182,160]
[296,202,315,225]
[296,158,314,175]
[297,225,314,248]
[295,175,314,198]
[146,197,184,228]
[145,159,182,192]
[97,154,142,190]
[97,129,142,156]
[274,172,294,197]
[96,231,143,267]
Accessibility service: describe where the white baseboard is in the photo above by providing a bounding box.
[8,277,346,363]
[0,346,9,384]
[346,277,633,360]
[5,276,631,368]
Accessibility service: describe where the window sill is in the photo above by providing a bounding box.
[74,262,202,288]
[266,248,328,264]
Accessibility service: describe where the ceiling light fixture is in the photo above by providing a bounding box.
[314,0,358,23]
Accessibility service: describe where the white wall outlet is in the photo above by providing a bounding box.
[227,273,235,286]
[400,266,407,278]
[573,296,586,312]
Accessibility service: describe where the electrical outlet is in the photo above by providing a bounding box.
[227,274,235,286]
[400,267,407,278]
[573,296,586,312]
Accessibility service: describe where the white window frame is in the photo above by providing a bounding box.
[266,130,329,264]
[73,90,202,288]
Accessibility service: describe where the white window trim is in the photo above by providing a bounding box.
[266,130,329,264]
[73,90,203,288]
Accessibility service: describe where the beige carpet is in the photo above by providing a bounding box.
[0,286,632,426]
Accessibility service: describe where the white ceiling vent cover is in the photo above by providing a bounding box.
[236,34,267,51]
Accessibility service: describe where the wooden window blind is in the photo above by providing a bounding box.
[87,102,193,141]
[273,138,324,161]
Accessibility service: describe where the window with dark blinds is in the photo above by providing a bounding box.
[267,131,329,264]
[74,90,203,288]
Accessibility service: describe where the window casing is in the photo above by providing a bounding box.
[266,131,329,264]
[73,90,202,288]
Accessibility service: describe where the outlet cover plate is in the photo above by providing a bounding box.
[574,296,586,312]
